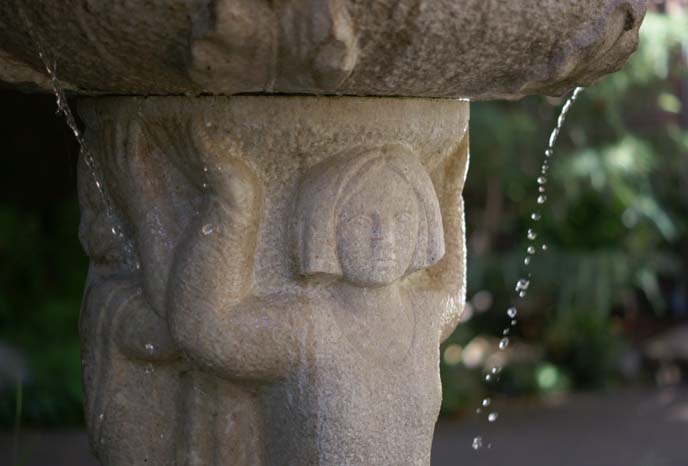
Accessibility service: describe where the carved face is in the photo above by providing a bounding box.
[336,169,419,287]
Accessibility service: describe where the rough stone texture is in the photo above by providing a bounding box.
[77,96,469,466]
[0,0,645,99]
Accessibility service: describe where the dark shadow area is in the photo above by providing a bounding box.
[0,91,87,429]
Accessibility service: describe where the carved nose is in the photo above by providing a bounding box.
[372,216,395,249]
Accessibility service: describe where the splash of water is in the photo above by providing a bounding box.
[472,87,584,451]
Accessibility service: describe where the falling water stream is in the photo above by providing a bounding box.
[36,51,114,219]
[472,87,585,452]
[17,4,113,220]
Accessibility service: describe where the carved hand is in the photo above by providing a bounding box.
[114,286,180,362]
[187,131,262,215]
[279,0,357,88]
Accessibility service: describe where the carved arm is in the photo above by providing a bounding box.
[424,139,469,342]
[167,157,303,381]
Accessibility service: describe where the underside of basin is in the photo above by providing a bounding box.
[0,0,645,99]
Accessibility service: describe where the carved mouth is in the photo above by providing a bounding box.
[373,257,397,269]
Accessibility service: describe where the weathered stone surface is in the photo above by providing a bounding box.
[0,0,645,99]
[77,96,468,465]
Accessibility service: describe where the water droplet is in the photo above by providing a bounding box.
[549,129,560,148]
[511,319,517,326]
[542,244,549,251]
[202,183,208,189]
[98,413,104,420]
[205,121,213,128]
[527,245,536,254]
[507,307,518,318]
[202,224,214,235]
[537,176,547,185]
[145,343,155,354]
[537,195,547,204]
[545,149,553,158]
[485,374,492,382]
[516,279,530,292]
[472,436,483,450]
[491,367,500,375]
[499,338,510,350]
[503,328,510,335]
[203,166,209,172]
[476,408,482,414]
[482,398,491,407]
[538,186,546,193]
[519,291,527,298]
[524,256,531,266]
[488,412,499,422]
[531,212,541,221]
[527,229,537,240]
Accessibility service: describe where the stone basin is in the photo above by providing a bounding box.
[0,0,645,99]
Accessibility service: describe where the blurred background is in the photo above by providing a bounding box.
[1,2,687,465]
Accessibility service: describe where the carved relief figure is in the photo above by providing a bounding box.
[79,112,467,465]
[168,141,465,465]
[78,119,186,466]
[189,0,357,92]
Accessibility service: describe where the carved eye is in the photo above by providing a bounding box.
[349,214,372,230]
[395,211,413,224]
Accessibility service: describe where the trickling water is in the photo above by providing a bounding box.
[472,87,584,451]
[18,8,127,246]
[37,52,113,217]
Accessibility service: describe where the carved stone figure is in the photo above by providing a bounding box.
[76,97,468,465]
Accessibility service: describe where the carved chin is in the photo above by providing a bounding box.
[344,263,405,288]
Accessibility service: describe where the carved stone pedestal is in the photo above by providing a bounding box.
[78,97,468,466]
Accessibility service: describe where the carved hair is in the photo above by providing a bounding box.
[295,144,445,278]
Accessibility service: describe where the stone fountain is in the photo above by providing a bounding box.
[0,1,645,465]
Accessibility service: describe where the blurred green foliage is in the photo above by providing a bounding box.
[0,200,86,426]
[0,94,86,427]
[441,12,688,414]
[0,12,686,426]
